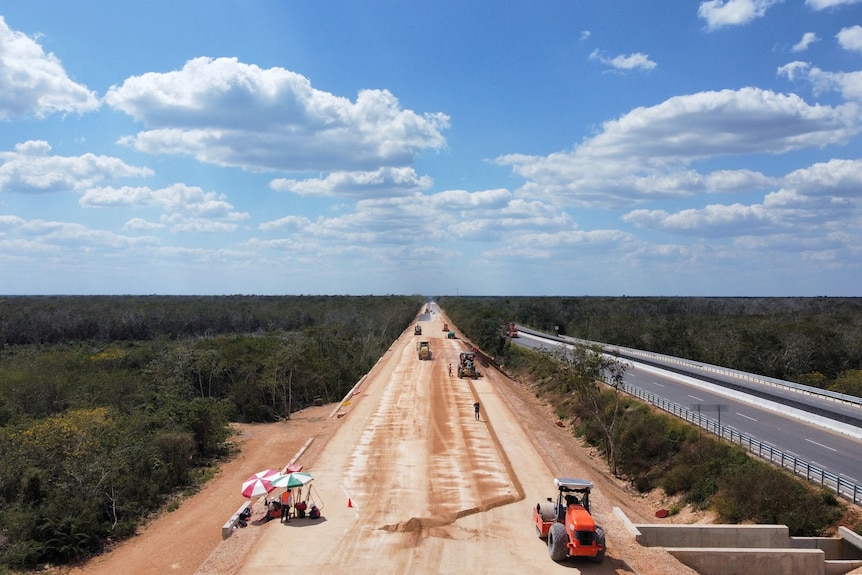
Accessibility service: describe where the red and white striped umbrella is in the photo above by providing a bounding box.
[241,468,280,498]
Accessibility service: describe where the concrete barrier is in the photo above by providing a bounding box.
[825,560,862,575]
[615,508,862,575]
[668,547,825,575]
[823,528,862,575]
[221,500,252,539]
[838,527,862,559]
[613,506,641,539]
[792,536,844,555]
[635,523,789,548]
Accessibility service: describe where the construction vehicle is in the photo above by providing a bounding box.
[533,478,605,563]
[442,322,449,332]
[414,325,422,335]
[457,351,478,378]
[447,331,456,339]
[507,323,519,338]
[416,341,432,360]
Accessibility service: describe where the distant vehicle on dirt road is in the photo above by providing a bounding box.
[457,352,478,379]
[417,341,432,360]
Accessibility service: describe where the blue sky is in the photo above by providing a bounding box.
[1,0,861,296]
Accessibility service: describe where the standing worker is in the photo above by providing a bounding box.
[473,401,480,420]
[281,489,293,523]
[448,362,453,376]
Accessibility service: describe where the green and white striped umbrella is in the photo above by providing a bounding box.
[271,471,314,489]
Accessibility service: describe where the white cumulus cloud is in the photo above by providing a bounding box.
[837,25,862,53]
[589,50,656,72]
[623,158,862,242]
[698,0,782,30]
[80,182,250,222]
[778,61,862,102]
[270,167,433,198]
[105,57,450,173]
[0,16,99,119]
[0,141,152,194]
[496,88,861,208]
[806,0,862,8]
[792,32,819,52]
[623,204,769,236]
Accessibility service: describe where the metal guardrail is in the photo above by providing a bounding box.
[617,347,862,409]
[622,382,862,506]
[517,325,862,409]
[518,326,862,506]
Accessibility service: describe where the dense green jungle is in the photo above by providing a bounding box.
[1,295,861,571]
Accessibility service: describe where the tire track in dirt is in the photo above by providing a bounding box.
[378,333,523,534]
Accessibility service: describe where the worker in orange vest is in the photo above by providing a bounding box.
[280,489,292,523]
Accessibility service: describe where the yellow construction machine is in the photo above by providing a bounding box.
[417,341,432,360]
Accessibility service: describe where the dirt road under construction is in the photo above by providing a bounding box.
[229,307,694,575]
[68,306,696,575]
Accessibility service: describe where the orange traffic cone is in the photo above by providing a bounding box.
[347,498,353,508]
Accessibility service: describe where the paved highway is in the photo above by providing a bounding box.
[512,329,862,502]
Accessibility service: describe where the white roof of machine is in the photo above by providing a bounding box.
[554,477,593,491]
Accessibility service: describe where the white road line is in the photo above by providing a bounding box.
[652,381,665,387]
[688,394,704,402]
[804,438,837,452]
[736,412,757,422]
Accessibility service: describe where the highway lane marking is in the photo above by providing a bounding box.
[688,394,704,402]
[652,381,665,387]
[804,438,837,452]
[735,412,757,422]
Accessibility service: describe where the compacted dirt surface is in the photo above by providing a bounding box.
[65,307,700,575]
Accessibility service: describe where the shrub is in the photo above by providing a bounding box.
[615,404,696,491]
[711,460,841,535]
